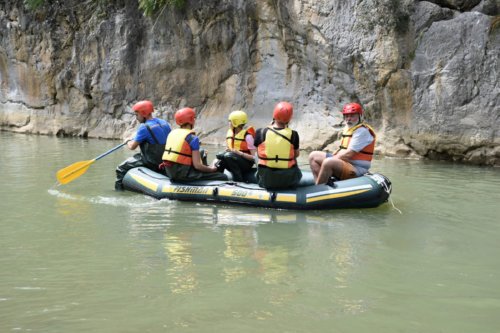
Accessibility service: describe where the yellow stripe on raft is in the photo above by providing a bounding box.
[218,188,271,201]
[131,174,159,192]
[275,193,297,203]
[306,189,371,203]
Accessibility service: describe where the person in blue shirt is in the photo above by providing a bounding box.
[115,100,171,190]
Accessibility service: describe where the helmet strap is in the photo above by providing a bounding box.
[136,112,146,123]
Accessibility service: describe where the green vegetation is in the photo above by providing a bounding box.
[24,0,44,10]
[491,16,500,33]
[23,0,186,16]
[138,0,186,16]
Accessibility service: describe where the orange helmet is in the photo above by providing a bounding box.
[342,103,363,115]
[132,100,154,117]
[273,101,294,123]
[175,107,196,126]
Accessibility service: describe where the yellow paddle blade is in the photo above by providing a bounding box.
[56,160,95,185]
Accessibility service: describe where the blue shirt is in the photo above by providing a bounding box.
[134,118,171,144]
[186,134,200,151]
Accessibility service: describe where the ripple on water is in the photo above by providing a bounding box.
[48,188,161,208]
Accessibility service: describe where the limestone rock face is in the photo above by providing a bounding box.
[0,0,498,166]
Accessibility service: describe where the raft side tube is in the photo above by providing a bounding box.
[122,167,391,210]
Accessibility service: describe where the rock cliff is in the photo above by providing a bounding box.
[0,0,498,165]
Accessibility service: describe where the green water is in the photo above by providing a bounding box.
[1,131,499,332]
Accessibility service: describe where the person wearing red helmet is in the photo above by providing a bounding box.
[254,101,302,189]
[115,100,171,190]
[160,107,228,182]
[308,102,376,185]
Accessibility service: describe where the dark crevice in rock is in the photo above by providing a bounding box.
[318,133,339,151]
[421,0,482,12]
[424,149,455,161]
[5,100,44,110]
[463,144,489,155]
[198,126,223,141]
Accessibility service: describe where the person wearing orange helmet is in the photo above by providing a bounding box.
[214,110,257,182]
[308,102,376,185]
[160,107,228,182]
[115,100,171,190]
[254,101,302,189]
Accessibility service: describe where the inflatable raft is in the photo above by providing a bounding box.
[122,167,391,210]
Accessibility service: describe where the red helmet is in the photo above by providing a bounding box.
[132,100,154,117]
[175,107,196,126]
[273,101,294,123]
[342,103,363,115]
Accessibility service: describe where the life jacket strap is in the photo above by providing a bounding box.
[259,156,293,162]
[165,147,192,158]
[146,125,160,144]
[267,127,293,144]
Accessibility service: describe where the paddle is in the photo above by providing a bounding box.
[56,141,128,185]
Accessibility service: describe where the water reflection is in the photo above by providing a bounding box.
[164,233,198,294]
[4,132,500,331]
[123,200,384,300]
[254,244,290,285]
[223,227,257,283]
[52,191,93,222]
[48,177,392,305]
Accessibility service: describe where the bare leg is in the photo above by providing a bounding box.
[316,157,343,185]
[308,151,327,182]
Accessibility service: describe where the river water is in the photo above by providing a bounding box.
[1,131,499,332]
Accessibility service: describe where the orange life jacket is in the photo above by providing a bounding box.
[336,123,376,161]
[162,128,195,166]
[226,126,255,153]
[257,127,296,169]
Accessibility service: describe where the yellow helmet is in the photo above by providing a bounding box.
[228,110,247,128]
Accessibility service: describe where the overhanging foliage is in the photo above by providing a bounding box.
[23,0,186,15]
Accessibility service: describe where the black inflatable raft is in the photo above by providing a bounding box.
[122,167,391,210]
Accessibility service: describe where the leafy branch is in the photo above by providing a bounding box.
[23,0,186,16]
[138,0,186,16]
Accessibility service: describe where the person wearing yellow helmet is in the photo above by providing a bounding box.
[115,100,171,190]
[214,110,257,182]
[160,107,228,182]
[308,102,376,185]
[254,101,302,189]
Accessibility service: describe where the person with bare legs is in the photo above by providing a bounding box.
[309,103,376,186]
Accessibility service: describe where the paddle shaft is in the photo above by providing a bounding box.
[94,141,128,161]
[56,141,129,184]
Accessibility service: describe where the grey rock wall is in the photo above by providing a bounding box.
[0,0,498,166]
